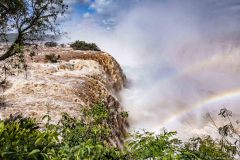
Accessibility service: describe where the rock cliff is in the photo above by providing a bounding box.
[0,47,128,146]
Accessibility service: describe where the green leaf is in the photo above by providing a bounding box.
[28,149,40,157]
[35,137,44,145]
[0,122,4,134]
[40,153,49,160]
[2,152,16,156]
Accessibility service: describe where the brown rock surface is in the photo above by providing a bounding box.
[0,47,128,145]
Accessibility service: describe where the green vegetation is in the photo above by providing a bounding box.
[70,40,101,51]
[0,103,125,160]
[0,0,67,61]
[45,54,60,63]
[44,42,58,48]
[29,51,36,61]
[60,44,66,48]
[0,95,5,107]
[0,105,239,160]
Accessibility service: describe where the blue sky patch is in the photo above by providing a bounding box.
[73,0,96,16]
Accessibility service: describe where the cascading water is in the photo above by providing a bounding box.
[61,0,240,138]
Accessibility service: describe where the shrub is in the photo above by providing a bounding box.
[45,53,60,63]
[0,95,5,107]
[44,41,58,47]
[0,106,239,160]
[60,43,65,48]
[0,103,126,160]
[0,114,59,160]
[70,40,101,51]
[29,51,36,59]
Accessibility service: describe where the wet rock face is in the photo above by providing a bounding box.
[0,48,128,145]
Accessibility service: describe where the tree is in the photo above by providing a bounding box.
[70,40,101,51]
[0,0,68,61]
[44,41,58,47]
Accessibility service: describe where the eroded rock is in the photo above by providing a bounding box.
[0,48,128,146]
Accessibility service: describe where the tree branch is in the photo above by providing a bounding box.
[0,0,67,61]
[21,3,49,33]
[0,33,23,61]
[0,2,8,11]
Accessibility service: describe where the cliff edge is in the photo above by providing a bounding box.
[0,47,128,146]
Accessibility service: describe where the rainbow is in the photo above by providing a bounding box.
[155,52,240,128]
[144,50,240,129]
[159,53,227,84]
[159,88,240,128]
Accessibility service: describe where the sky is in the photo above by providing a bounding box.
[63,0,240,33]
[60,0,240,138]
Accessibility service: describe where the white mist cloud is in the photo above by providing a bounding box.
[61,0,240,138]
[90,0,113,13]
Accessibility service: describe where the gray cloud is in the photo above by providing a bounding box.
[67,0,240,30]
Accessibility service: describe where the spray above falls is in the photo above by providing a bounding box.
[61,0,240,137]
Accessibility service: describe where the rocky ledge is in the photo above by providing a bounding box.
[0,47,128,146]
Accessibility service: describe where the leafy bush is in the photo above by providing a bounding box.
[70,40,101,51]
[0,95,5,107]
[125,131,182,159]
[60,43,65,48]
[44,42,58,47]
[0,103,126,160]
[182,136,236,160]
[29,51,36,57]
[0,114,59,160]
[45,54,60,63]
[0,106,239,160]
